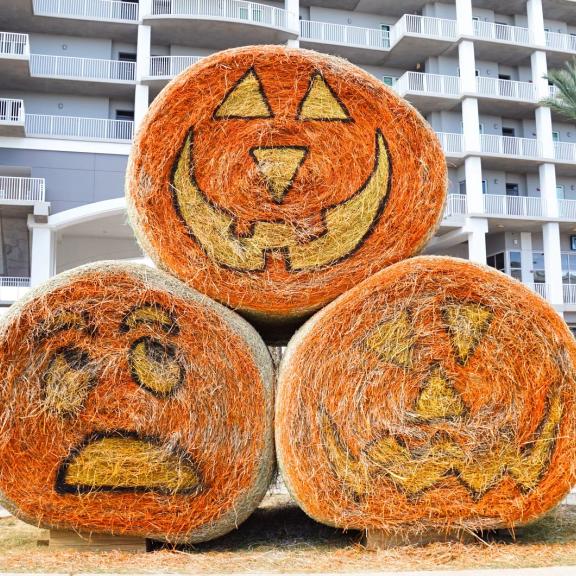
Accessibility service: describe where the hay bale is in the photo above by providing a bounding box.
[126,45,446,332]
[276,256,576,534]
[0,262,274,543]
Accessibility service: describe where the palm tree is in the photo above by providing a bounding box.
[542,59,576,122]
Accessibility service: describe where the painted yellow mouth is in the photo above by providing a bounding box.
[56,431,203,496]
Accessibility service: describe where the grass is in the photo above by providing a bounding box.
[0,495,575,573]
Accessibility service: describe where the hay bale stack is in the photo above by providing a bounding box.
[126,46,446,332]
[276,256,576,533]
[0,262,274,543]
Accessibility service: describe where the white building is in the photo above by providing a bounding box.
[1,0,576,334]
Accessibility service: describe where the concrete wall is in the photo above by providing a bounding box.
[2,90,111,118]
[308,7,395,29]
[30,33,112,59]
[0,215,29,277]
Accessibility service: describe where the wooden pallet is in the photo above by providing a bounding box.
[37,528,147,552]
[365,528,476,550]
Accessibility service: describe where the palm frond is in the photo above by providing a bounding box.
[542,59,576,121]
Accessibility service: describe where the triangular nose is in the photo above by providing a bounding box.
[251,146,308,203]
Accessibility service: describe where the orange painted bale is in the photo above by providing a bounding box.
[276,256,576,533]
[0,262,274,543]
[126,46,447,329]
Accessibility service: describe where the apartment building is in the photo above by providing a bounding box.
[1,0,576,337]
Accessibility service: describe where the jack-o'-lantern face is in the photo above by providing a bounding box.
[0,266,273,542]
[127,46,447,321]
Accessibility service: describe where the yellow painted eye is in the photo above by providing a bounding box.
[43,347,94,417]
[297,73,351,122]
[120,304,179,334]
[129,337,184,397]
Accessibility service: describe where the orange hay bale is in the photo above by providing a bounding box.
[126,46,447,331]
[0,262,274,543]
[275,256,576,533]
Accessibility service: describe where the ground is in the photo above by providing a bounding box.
[0,495,575,573]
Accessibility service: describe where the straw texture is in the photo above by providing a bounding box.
[0,262,275,543]
[126,45,447,327]
[276,256,576,534]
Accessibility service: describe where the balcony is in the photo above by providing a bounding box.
[146,55,203,80]
[0,98,25,137]
[394,72,460,113]
[526,282,549,300]
[554,141,576,165]
[436,132,465,158]
[25,114,133,143]
[0,277,30,304]
[563,284,576,305]
[0,176,46,204]
[443,194,467,219]
[33,0,139,23]
[483,194,544,218]
[472,21,533,63]
[546,30,576,54]
[299,21,389,64]
[480,134,541,161]
[0,32,30,85]
[559,199,576,221]
[476,77,538,117]
[144,0,298,48]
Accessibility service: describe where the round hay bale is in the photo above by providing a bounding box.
[0,262,274,543]
[126,45,447,332]
[276,256,576,533]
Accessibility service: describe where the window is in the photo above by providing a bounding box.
[380,25,391,48]
[532,252,546,283]
[487,252,505,272]
[502,127,516,137]
[509,251,522,280]
[562,252,576,284]
[557,185,565,199]
[482,180,488,194]
[382,76,396,87]
[552,131,560,142]
[459,180,466,195]
[506,183,519,196]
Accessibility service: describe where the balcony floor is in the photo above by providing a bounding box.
[476,97,538,119]
[299,39,389,65]
[0,123,25,137]
[470,39,533,66]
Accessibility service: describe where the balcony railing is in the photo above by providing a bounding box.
[554,141,576,163]
[436,132,464,155]
[26,114,133,142]
[148,55,203,78]
[564,284,576,304]
[0,177,46,203]
[476,77,536,102]
[392,14,457,42]
[546,30,576,53]
[483,194,544,218]
[527,282,549,300]
[300,20,390,49]
[149,0,295,30]
[0,32,29,57]
[33,0,139,22]
[395,72,460,96]
[0,277,31,288]
[559,199,576,220]
[0,98,25,124]
[444,194,467,218]
[473,20,531,45]
[480,134,541,158]
[30,54,136,82]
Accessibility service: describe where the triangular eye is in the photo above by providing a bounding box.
[297,73,351,122]
[213,67,273,119]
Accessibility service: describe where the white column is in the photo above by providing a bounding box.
[28,222,55,287]
[464,156,484,213]
[140,0,152,17]
[527,0,546,47]
[540,162,559,217]
[455,0,473,36]
[462,98,480,152]
[520,232,534,284]
[542,222,563,305]
[531,50,549,100]
[135,24,151,129]
[466,218,488,264]
[135,84,150,130]
[458,40,476,94]
[285,0,300,46]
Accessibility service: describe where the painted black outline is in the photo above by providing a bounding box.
[119,303,180,335]
[55,429,205,496]
[170,128,392,273]
[248,145,309,204]
[128,336,185,399]
[34,310,97,343]
[212,66,273,120]
[296,72,353,123]
[41,346,97,419]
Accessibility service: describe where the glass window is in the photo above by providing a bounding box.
[562,253,569,270]
[557,185,565,199]
[459,180,466,195]
[509,251,522,268]
[511,269,522,280]
[532,252,545,270]
[495,252,505,270]
[533,270,546,283]
[482,180,488,194]
[382,76,395,87]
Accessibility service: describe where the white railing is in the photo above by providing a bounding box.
[148,55,203,78]
[473,20,531,45]
[436,132,464,155]
[554,141,576,163]
[483,194,544,218]
[0,177,46,203]
[33,0,139,22]
[546,31,576,53]
[299,20,390,49]
[563,284,576,304]
[559,199,576,220]
[30,54,136,82]
[0,31,29,57]
[549,85,560,99]
[476,76,536,102]
[444,194,467,218]
[0,99,25,124]
[26,114,133,142]
[527,282,549,300]
[0,277,30,288]
[392,14,457,42]
[149,0,295,30]
[395,72,460,96]
[481,134,541,158]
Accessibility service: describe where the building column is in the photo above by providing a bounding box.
[466,218,488,264]
[464,156,484,213]
[520,232,534,284]
[458,40,476,95]
[135,24,151,129]
[527,0,546,47]
[455,0,473,36]
[28,221,55,287]
[285,0,300,47]
[542,222,563,305]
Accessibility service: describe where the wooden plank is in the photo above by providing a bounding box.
[365,528,476,550]
[38,529,147,552]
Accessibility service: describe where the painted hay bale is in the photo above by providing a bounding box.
[126,45,447,330]
[0,262,274,543]
[276,256,576,533]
